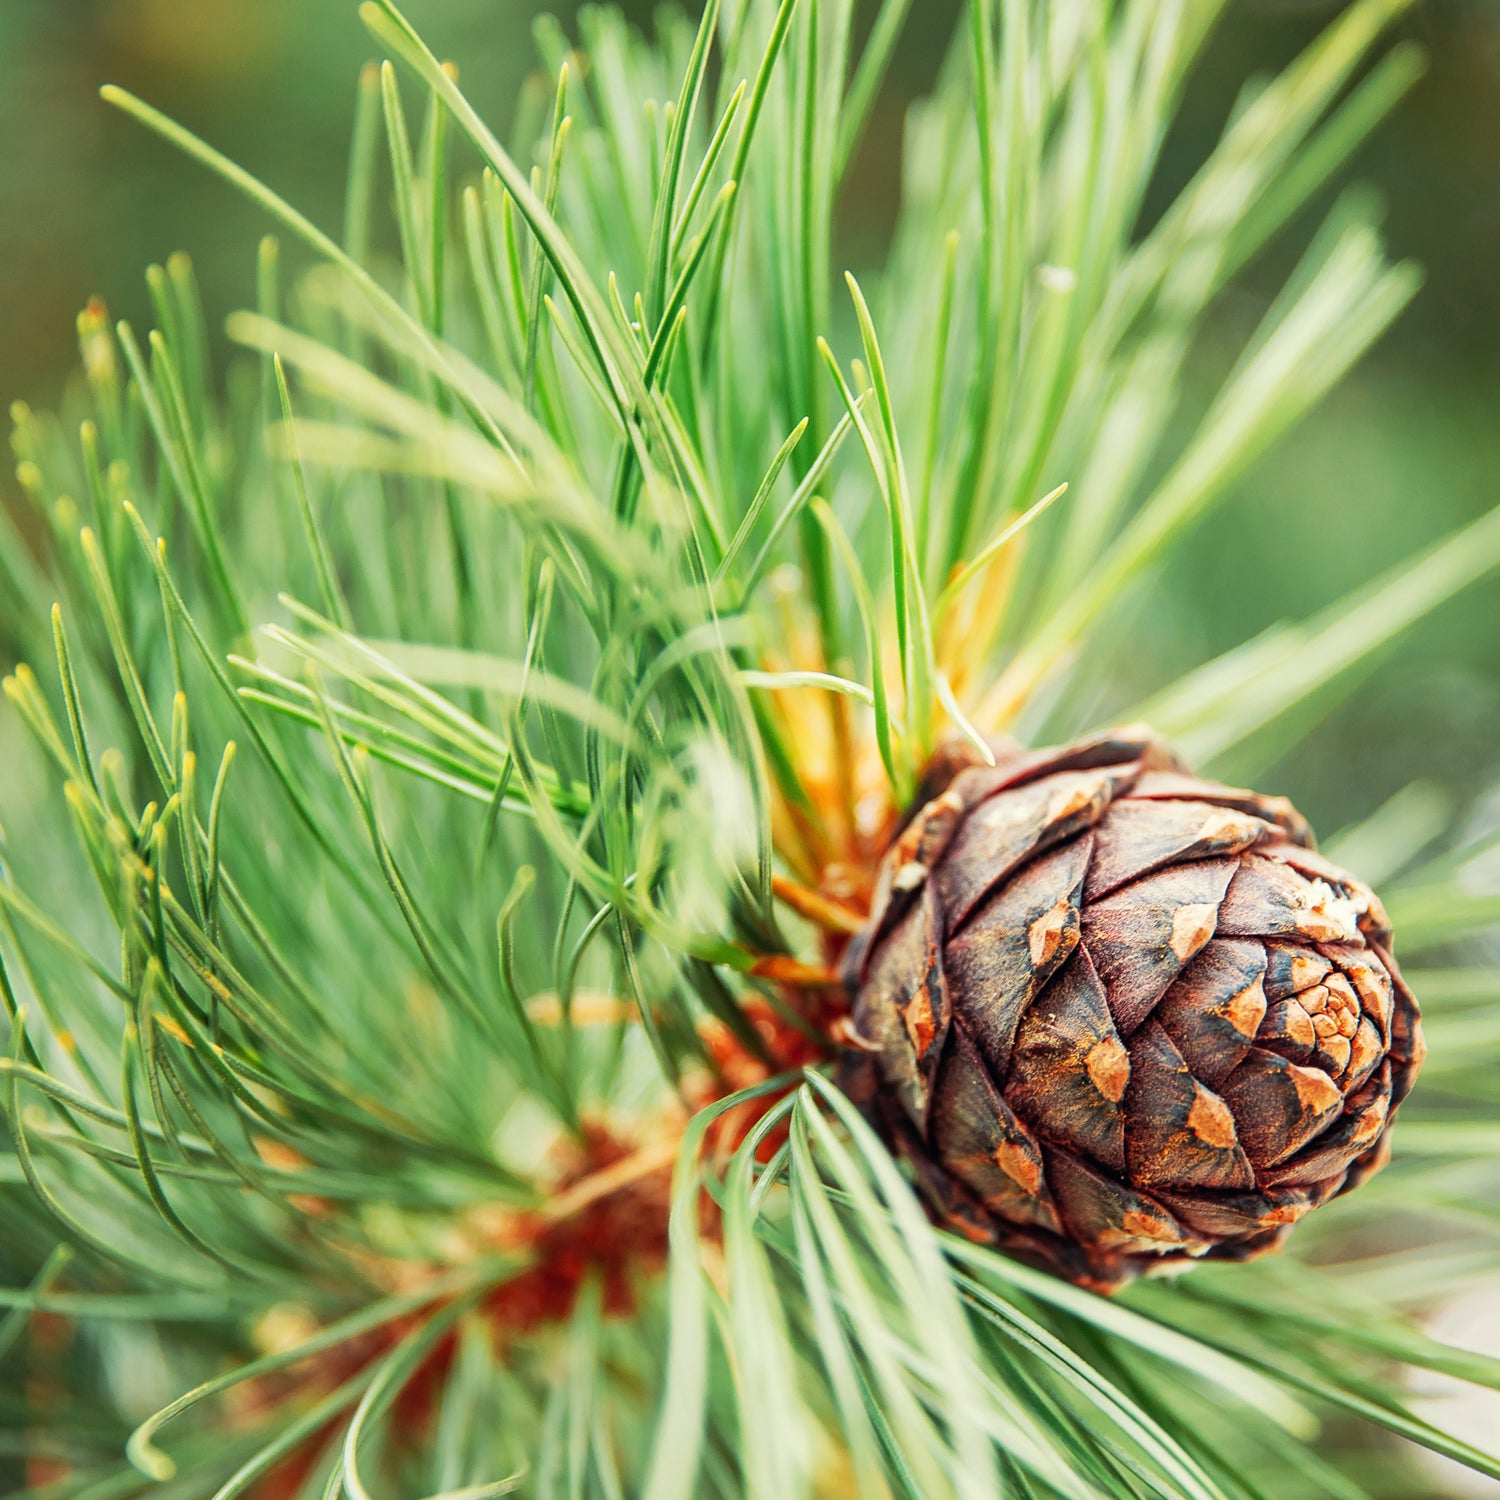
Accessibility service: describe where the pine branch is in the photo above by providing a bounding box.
[1,0,1497,1496]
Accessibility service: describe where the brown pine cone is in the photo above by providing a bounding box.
[840,726,1425,1291]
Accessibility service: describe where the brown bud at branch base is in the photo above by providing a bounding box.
[840,727,1425,1291]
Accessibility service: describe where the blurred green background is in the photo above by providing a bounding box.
[2,0,1497,840]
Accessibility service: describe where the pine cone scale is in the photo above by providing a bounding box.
[1007,945,1129,1172]
[943,837,1091,1077]
[1155,937,1268,1087]
[931,1026,1059,1231]
[1122,1020,1254,1191]
[934,769,1116,933]
[1082,798,1270,902]
[843,727,1426,1289]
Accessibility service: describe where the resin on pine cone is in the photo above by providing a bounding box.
[840,727,1424,1291]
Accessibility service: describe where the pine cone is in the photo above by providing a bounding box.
[841,727,1424,1291]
